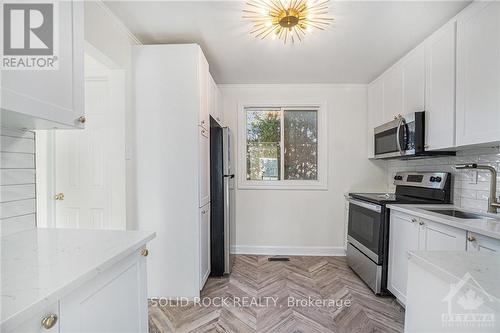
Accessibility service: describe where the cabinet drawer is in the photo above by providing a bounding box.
[467,232,500,253]
[5,303,59,333]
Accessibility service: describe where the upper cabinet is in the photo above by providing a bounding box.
[0,0,85,129]
[402,45,425,115]
[367,1,500,156]
[198,53,209,130]
[456,1,500,147]
[424,21,456,151]
[382,64,404,123]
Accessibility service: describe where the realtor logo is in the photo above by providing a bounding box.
[1,2,59,70]
[441,272,495,330]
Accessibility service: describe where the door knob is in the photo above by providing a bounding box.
[54,193,64,201]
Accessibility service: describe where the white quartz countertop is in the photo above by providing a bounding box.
[1,228,156,330]
[386,204,500,240]
[409,251,500,308]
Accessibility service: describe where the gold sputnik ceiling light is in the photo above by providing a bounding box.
[243,0,333,44]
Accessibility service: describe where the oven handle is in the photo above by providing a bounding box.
[396,116,406,155]
[347,198,382,213]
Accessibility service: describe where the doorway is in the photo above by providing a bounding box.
[36,50,126,230]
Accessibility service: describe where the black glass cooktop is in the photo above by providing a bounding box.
[349,192,443,205]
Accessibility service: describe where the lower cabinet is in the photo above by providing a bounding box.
[6,248,149,333]
[467,232,500,253]
[388,212,467,305]
[418,218,466,251]
[199,203,211,290]
[388,212,420,305]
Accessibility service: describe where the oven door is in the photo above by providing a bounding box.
[374,113,417,159]
[347,198,384,264]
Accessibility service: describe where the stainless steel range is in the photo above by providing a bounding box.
[346,171,452,294]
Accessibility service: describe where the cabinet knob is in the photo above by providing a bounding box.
[411,218,417,223]
[419,221,425,226]
[78,116,86,124]
[41,314,58,330]
[141,248,149,257]
[467,235,476,242]
[54,192,64,201]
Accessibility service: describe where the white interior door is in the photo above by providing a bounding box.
[50,56,126,230]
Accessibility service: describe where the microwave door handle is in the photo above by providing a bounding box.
[396,117,405,155]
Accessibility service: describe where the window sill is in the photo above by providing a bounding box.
[238,181,328,191]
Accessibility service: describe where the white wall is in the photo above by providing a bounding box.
[84,1,141,230]
[220,84,388,254]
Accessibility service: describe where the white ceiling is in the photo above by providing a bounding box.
[104,1,470,84]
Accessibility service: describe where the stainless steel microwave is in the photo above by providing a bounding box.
[373,111,453,159]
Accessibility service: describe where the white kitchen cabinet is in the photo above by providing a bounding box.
[0,0,85,129]
[199,126,210,207]
[388,212,420,305]
[199,54,209,130]
[215,83,223,124]
[199,203,211,290]
[60,250,148,333]
[467,232,500,253]
[424,21,457,151]
[401,45,425,115]
[367,78,384,158]
[382,65,403,123]
[5,247,149,333]
[5,303,59,333]
[456,1,500,147]
[134,44,214,298]
[418,218,466,251]
[389,212,467,305]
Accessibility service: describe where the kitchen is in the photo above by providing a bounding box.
[1,1,499,332]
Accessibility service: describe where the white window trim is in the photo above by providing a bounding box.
[237,102,328,190]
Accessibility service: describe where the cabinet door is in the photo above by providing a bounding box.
[60,251,148,333]
[467,232,500,253]
[199,204,211,290]
[367,79,384,158]
[425,21,457,151]
[456,1,500,146]
[199,126,210,207]
[419,218,466,251]
[198,53,209,130]
[214,84,223,124]
[402,45,425,115]
[382,65,403,123]
[388,212,420,305]
[1,0,84,129]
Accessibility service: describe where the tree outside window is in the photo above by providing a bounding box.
[245,107,318,181]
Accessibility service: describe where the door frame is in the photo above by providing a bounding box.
[36,43,126,228]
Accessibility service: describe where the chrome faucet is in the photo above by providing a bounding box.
[455,163,500,214]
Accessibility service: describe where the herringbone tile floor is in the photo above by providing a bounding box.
[149,255,405,333]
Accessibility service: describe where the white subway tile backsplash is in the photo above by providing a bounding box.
[386,147,500,213]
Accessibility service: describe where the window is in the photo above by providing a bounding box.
[239,105,327,190]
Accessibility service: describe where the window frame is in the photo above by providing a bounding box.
[237,102,328,190]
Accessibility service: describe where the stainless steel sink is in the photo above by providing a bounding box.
[425,209,492,220]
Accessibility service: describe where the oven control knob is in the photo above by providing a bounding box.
[430,176,436,182]
[435,177,442,183]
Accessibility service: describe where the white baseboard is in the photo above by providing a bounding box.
[230,245,346,256]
